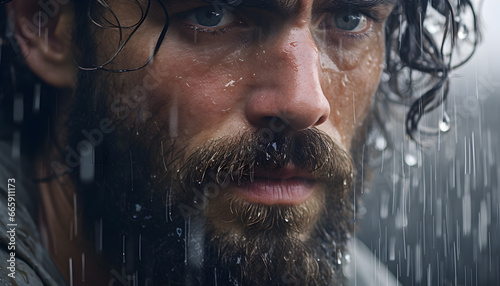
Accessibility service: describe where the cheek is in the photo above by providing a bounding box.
[321,40,384,146]
[136,44,251,146]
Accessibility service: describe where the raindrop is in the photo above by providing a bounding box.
[265,152,271,161]
[13,93,24,124]
[439,113,451,133]
[375,136,388,151]
[80,145,95,184]
[426,22,440,34]
[404,154,417,167]
[381,72,390,82]
[69,258,73,286]
[81,253,85,282]
[458,25,469,40]
[33,83,41,114]
[284,217,289,223]
[11,131,21,159]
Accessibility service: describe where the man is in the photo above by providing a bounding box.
[0,0,477,285]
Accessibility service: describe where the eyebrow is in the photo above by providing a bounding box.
[207,0,397,16]
[315,0,398,9]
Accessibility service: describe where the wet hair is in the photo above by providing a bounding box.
[0,0,479,156]
[384,0,479,141]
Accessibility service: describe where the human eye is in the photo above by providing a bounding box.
[317,10,371,36]
[332,12,368,32]
[183,6,238,33]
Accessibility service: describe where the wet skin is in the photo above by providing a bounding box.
[11,0,397,284]
[95,0,395,204]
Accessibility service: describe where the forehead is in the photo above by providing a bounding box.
[165,0,398,13]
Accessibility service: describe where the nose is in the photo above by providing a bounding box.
[245,27,330,131]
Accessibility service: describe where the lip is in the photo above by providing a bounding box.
[236,166,316,205]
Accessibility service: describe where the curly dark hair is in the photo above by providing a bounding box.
[0,0,479,157]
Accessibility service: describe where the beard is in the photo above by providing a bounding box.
[67,68,359,285]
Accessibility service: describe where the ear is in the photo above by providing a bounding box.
[8,0,76,89]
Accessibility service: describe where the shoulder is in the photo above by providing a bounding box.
[0,247,44,286]
[0,185,67,285]
[0,142,67,285]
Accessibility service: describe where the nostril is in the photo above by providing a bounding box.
[261,116,289,133]
[315,114,329,126]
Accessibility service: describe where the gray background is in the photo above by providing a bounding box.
[358,0,500,285]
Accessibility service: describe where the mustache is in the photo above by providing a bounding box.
[174,128,354,194]
[169,128,356,285]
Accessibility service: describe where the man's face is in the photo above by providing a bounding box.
[70,0,395,284]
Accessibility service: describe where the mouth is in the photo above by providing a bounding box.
[236,166,317,205]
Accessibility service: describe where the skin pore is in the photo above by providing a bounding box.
[10,0,396,284]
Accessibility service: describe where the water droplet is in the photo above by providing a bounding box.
[404,154,417,167]
[375,136,388,151]
[426,22,440,34]
[439,113,451,132]
[176,228,182,237]
[343,179,347,186]
[265,152,271,161]
[284,217,289,223]
[381,72,390,82]
[458,25,468,40]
